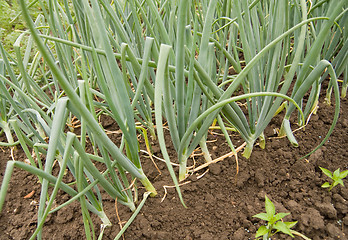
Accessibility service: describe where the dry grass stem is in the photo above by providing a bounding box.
[190,142,246,173]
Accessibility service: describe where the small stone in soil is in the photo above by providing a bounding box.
[282,151,292,159]
[315,202,337,219]
[334,202,348,214]
[55,209,74,223]
[200,232,213,239]
[257,191,266,200]
[232,227,245,240]
[300,208,325,230]
[286,199,300,213]
[333,193,346,203]
[254,170,265,187]
[274,201,289,215]
[326,223,344,238]
[278,168,287,176]
[236,172,251,187]
[340,187,348,200]
[342,118,348,128]
[208,163,221,175]
[308,148,323,163]
[154,231,172,239]
[151,145,160,154]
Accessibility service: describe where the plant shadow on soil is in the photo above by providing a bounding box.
[0,91,348,240]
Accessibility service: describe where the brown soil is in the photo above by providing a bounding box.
[1,94,348,240]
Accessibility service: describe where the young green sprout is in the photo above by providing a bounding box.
[253,196,297,239]
[319,167,348,191]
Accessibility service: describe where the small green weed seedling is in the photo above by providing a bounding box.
[253,196,298,239]
[319,167,348,191]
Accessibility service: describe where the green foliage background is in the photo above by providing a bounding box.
[0,0,43,56]
[1,0,23,54]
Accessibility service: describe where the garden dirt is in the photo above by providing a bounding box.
[0,93,347,240]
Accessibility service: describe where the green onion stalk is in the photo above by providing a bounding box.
[18,0,156,196]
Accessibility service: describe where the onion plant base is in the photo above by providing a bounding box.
[179,160,188,182]
[242,142,254,159]
[139,176,157,197]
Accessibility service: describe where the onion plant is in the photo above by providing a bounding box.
[177,0,343,179]
[0,41,153,240]
[0,38,49,149]
[1,0,157,239]
[152,0,344,181]
[19,0,157,194]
